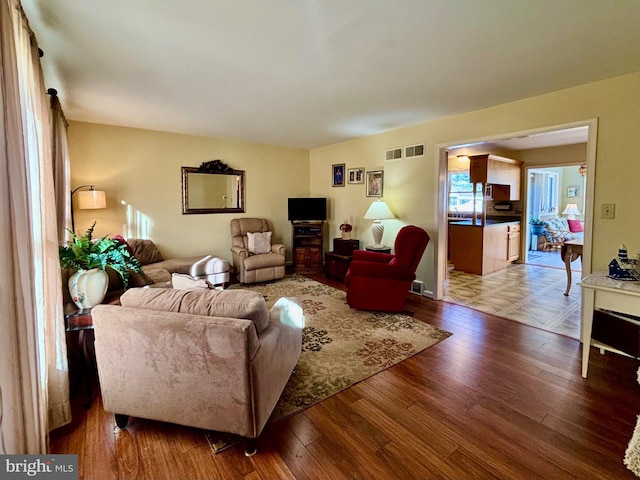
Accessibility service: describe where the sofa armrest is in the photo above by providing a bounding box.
[251,297,303,435]
[347,261,415,281]
[352,250,394,263]
[271,243,286,255]
[231,245,249,257]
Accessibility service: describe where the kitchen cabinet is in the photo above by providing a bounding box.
[469,154,522,201]
[507,224,520,261]
[449,221,520,275]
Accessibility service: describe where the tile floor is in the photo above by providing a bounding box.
[444,249,582,339]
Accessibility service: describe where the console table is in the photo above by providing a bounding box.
[578,272,640,378]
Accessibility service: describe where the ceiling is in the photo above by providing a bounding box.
[22,0,640,150]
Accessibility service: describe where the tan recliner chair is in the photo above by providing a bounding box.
[230,218,286,284]
[92,287,303,456]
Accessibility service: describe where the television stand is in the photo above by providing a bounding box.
[292,221,324,271]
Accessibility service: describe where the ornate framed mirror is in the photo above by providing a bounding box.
[181,160,245,214]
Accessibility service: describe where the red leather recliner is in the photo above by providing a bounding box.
[345,225,430,312]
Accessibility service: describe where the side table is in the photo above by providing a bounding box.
[64,305,96,409]
[64,294,120,409]
[325,252,353,281]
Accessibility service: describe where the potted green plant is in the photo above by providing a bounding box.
[59,222,142,308]
[529,218,547,236]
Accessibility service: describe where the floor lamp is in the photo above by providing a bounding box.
[363,199,395,249]
[71,185,106,232]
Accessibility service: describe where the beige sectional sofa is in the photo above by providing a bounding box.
[91,287,303,456]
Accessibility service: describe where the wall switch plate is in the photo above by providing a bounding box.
[601,203,616,219]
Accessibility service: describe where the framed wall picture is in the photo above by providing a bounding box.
[567,186,578,197]
[332,163,345,187]
[348,167,364,184]
[366,170,383,197]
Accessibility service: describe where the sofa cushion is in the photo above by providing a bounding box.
[127,238,164,265]
[120,287,270,333]
[247,231,272,254]
[568,219,584,233]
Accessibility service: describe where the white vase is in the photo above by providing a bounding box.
[68,268,109,309]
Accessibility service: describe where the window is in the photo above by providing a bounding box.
[448,171,483,214]
[530,171,559,218]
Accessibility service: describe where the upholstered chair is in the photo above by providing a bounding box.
[92,287,303,456]
[230,218,286,284]
[345,225,430,312]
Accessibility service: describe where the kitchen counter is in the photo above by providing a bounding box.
[449,219,520,226]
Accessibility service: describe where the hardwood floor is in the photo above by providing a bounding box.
[51,272,640,480]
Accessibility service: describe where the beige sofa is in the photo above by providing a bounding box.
[91,287,303,456]
[125,238,230,287]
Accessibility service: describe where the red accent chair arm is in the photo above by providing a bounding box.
[346,261,416,282]
[351,250,394,263]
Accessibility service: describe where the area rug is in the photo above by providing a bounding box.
[205,274,452,453]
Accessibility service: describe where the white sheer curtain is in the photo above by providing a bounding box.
[0,0,70,454]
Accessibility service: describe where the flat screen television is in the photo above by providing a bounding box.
[288,197,327,222]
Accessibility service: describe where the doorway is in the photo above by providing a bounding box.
[435,120,597,339]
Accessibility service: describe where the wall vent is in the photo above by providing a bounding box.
[385,147,402,161]
[404,143,425,158]
[410,280,424,295]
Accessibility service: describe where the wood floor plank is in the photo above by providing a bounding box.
[49,270,640,479]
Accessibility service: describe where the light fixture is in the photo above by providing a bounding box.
[71,185,106,232]
[363,199,395,249]
[578,164,587,176]
[562,203,581,219]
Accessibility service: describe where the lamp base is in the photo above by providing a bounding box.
[371,221,384,249]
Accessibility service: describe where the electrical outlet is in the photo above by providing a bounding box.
[601,203,616,219]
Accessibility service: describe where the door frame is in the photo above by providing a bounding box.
[434,118,598,301]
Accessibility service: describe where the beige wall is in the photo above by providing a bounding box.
[310,73,640,295]
[68,121,309,261]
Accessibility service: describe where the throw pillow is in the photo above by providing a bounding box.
[568,219,584,233]
[247,231,272,254]
[171,273,211,290]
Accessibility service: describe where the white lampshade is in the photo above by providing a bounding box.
[364,199,395,220]
[77,189,106,209]
[562,203,581,219]
[363,199,395,249]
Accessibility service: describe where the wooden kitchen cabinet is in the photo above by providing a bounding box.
[507,224,520,261]
[449,221,521,275]
[469,154,522,201]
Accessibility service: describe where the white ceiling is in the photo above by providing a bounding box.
[22,0,640,150]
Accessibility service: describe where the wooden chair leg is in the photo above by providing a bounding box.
[115,414,129,429]
[244,438,257,457]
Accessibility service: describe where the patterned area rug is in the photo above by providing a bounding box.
[205,274,452,453]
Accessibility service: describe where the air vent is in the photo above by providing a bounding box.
[385,148,402,161]
[410,280,424,295]
[405,143,425,158]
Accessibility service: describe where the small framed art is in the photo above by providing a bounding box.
[348,167,364,184]
[332,164,345,187]
[567,186,578,197]
[366,170,383,197]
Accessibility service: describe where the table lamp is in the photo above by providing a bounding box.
[363,199,395,249]
[562,203,581,220]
